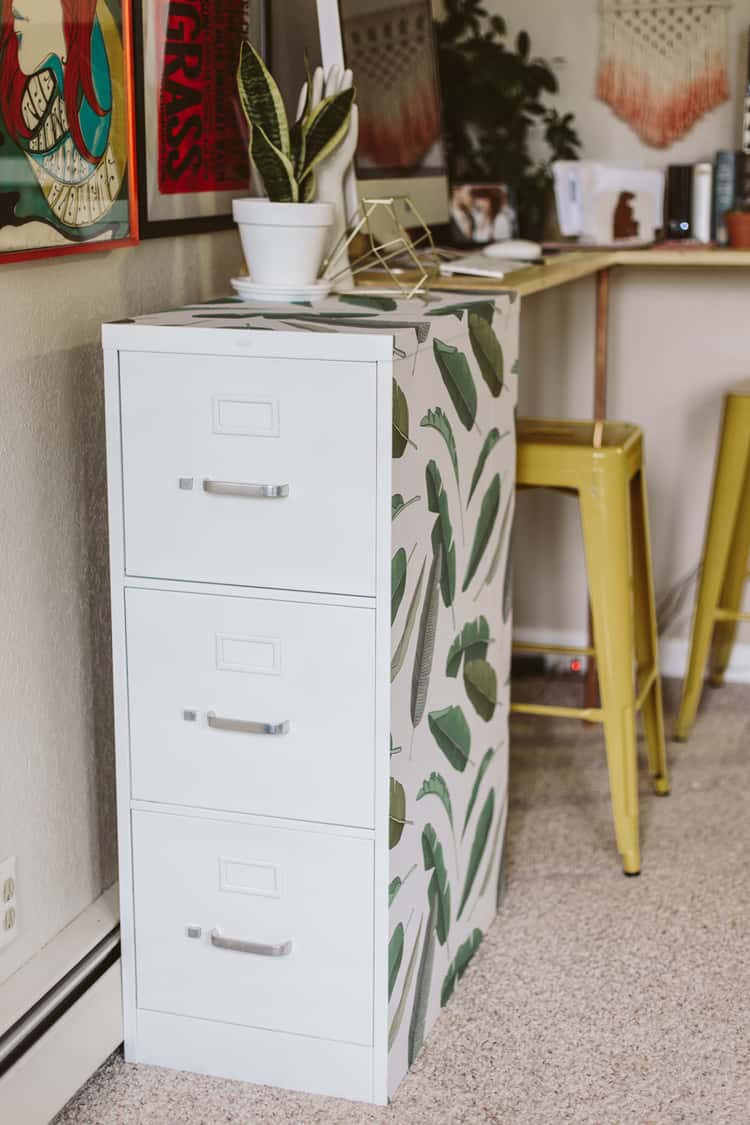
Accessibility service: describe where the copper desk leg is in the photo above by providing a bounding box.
[585,268,610,710]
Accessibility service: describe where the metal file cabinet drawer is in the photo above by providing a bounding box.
[119,351,377,595]
[125,586,376,828]
[132,809,374,1046]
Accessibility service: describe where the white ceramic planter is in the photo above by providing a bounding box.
[233,199,334,287]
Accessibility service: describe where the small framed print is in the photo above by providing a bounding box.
[133,0,267,238]
[450,183,518,246]
[0,0,138,264]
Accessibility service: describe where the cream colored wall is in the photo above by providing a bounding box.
[489,0,750,676]
[0,233,242,983]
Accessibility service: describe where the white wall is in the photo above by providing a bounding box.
[491,0,750,676]
[0,232,242,983]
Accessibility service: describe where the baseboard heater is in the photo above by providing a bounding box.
[0,929,120,1076]
[0,889,123,1125]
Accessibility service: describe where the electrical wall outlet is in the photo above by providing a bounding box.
[0,856,18,951]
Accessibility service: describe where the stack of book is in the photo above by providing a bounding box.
[665,153,750,244]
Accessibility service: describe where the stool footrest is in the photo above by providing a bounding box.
[714,607,750,623]
[635,665,658,712]
[510,701,603,723]
[512,641,596,657]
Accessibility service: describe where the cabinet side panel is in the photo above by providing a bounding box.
[103,346,138,1057]
[388,296,519,1096]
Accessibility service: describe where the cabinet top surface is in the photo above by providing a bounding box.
[102,292,513,359]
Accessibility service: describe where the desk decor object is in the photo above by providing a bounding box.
[0,0,137,262]
[102,290,518,1104]
[597,0,731,147]
[133,0,266,237]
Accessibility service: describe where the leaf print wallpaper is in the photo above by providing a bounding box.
[388,295,518,1095]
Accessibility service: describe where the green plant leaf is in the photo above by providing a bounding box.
[392,378,412,458]
[391,548,407,625]
[417,772,454,830]
[463,474,500,591]
[469,312,504,397]
[426,461,456,608]
[458,789,495,918]
[237,39,290,156]
[339,294,398,311]
[468,429,507,504]
[462,747,495,838]
[392,493,420,521]
[464,659,497,722]
[248,123,298,202]
[480,488,513,594]
[410,545,441,725]
[446,616,490,678]
[388,923,404,1000]
[299,168,316,202]
[300,86,355,178]
[389,863,417,906]
[420,408,460,491]
[433,338,477,430]
[392,558,426,683]
[441,929,483,1007]
[502,515,515,623]
[422,824,451,945]
[390,915,423,1051]
[407,899,435,1064]
[478,801,506,905]
[428,705,471,772]
[389,777,407,849]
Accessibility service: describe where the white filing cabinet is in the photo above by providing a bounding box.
[103,292,519,1104]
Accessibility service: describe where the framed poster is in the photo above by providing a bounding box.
[133,0,267,237]
[0,0,138,264]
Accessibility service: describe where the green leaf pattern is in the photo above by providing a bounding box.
[388,294,518,1084]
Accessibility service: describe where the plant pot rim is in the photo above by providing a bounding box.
[232,198,334,227]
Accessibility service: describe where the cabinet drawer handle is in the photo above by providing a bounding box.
[206,713,290,736]
[202,479,289,499]
[210,929,293,958]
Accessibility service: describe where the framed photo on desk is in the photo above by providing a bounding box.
[133,0,267,237]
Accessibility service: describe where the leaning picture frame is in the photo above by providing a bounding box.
[0,0,138,264]
[133,0,268,238]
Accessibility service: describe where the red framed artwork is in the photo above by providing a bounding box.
[133,0,267,238]
[0,0,138,263]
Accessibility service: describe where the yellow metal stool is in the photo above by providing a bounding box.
[511,419,670,876]
[675,382,750,741]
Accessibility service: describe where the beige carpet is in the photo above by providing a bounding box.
[55,679,749,1125]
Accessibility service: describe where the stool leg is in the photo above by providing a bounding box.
[675,406,750,741]
[630,468,670,796]
[579,458,641,875]
[709,455,750,687]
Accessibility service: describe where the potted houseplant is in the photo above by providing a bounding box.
[234,41,355,289]
[726,203,750,249]
[434,2,581,240]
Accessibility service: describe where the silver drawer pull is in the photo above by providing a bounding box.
[206,713,290,736]
[202,479,289,499]
[210,929,292,957]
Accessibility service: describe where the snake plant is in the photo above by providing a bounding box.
[237,40,355,204]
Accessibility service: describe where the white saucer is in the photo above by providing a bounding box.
[230,277,333,303]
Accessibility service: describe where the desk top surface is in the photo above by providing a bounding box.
[362,246,750,300]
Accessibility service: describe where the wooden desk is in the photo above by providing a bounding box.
[428,245,750,702]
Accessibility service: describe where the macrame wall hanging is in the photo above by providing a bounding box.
[597,0,732,147]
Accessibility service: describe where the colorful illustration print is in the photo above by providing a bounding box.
[0,0,131,254]
[388,295,518,1094]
